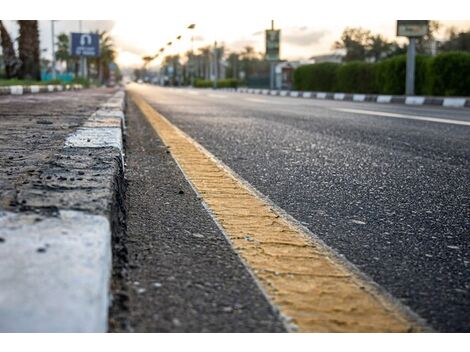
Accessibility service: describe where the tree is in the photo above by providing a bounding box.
[440,28,470,52]
[18,20,41,80]
[367,34,393,62]
[416,20,440,55]
[334,27,371,61]
[99,31,116,83]
[226,52,239,79]
[0,20,20,78]
[55,33,75,72]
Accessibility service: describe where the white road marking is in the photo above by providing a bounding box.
[207,94,227,98]
[188,91,200,95]
[245,98,272,104]
[334,108,470,127]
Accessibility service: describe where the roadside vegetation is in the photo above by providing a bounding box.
[294,23,470,96]
[0,21,120,86]
[294,52,470,96]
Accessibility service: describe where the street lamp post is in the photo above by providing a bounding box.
[213,41,218,89]
[187,24,196,87]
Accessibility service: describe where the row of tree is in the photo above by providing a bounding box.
[140,21,470,87]
[0,20,41,80]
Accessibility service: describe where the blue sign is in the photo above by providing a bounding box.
[71,32,100,57]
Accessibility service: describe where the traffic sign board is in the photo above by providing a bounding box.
[397,20,429,38]
[265,29,280,61]
[70,32,100,57]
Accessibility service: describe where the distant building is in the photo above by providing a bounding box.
[274,60,313,90]
[309,49,346,64]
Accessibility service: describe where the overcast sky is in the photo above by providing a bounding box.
[2,16,470,68]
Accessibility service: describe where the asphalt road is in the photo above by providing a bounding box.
[115,97,286,332]
[132,84,470,332]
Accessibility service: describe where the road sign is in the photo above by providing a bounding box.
[396,20,429,96]
[265,29,280,61]
[70,32,100,57]
[397,20,429,38]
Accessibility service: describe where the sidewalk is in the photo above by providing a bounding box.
[0,88,125,332]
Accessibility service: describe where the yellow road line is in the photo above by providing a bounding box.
[129,88,427,332]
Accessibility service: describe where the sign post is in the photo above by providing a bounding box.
[266,20,280,90]
[70,32,100,80]
[397,20,429,96]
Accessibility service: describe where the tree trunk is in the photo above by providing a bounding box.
[0,20,20,78]
[18,20,41,81]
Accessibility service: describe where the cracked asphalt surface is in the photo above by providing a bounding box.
[116,97,286,332]
[0,89,118,214]
[132,85,470,332]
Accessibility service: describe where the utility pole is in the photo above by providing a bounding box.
[51,20,56,80]
[406,37,416,96]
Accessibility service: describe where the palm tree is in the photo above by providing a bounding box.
[88,30,116,84]
[0,20,20,78]
[18,20,41,80]
[56,32,76,72]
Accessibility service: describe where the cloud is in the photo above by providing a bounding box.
[283,27,329,46]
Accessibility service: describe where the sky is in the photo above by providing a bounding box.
[2,0,470,69]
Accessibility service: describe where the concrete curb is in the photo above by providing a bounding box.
[0,90,125,332]
[233,88,470,108]
[0,84,83,96]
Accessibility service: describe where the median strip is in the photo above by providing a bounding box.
[129,88,428,332]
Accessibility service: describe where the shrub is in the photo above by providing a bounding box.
[336,61,375,93]
[371,55,432,95]
[293,62,339,92]
[295,53,469,96]
[429,51,470,96]
[194,79,239,89]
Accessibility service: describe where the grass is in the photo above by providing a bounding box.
[0,78,91,87]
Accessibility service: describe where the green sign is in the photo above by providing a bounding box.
[265,29,280,61]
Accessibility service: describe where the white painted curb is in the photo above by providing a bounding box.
[0,211,111,332]
[377,95,392,103]
[405,96,425,105]
[443,98,466,108]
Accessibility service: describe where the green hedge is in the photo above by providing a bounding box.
[293,63,339,92]
[373,55,431,95]
[336,62,375,94]
[293,52,470,96]
[429,52,470,96]
[194,79,239,88]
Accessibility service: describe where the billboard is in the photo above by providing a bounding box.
[70,32,100,57]
[397,20,429,38]
[265,29,280,61]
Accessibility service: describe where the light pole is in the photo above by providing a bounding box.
[213,41,218,89]
[50,20,56,80]
[187,24,196,86]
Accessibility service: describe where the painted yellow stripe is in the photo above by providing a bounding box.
[129,88,426,332]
